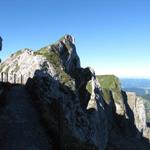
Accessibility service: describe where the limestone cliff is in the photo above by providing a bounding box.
[97,75,150,149]
[0,35,150,150]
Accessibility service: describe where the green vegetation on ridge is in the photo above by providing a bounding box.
[97,75,122,104]
[34,46,75,90]
[86,80,92,94]
[97,75,121,90]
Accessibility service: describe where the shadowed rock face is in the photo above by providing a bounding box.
[97,75,150,149]
[0,86,52,150]
[126,92,147,136]
[0,35,150,150]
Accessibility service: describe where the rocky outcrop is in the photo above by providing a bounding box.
[25,45,109,149]
[0,35,80,85]
[98,75,147,135]
[97,75,150,149]
[0,48,56,84]
[97,75,125,116]
[0,35,150,149]
[55,35,80,75]
[35,35,80,77]
[126,92,147,137]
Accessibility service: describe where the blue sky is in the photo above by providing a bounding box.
[1,0,150,78]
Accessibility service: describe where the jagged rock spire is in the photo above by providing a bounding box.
[86,67,98,110]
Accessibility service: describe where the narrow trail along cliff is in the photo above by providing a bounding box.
[0,86,52,150]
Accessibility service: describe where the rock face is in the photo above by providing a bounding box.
[126,92,147,137]
[0,35,150,150]
[98,75,150,149]
[26,41,109,149]
[97,75,147,134]
[97,75,125,115]
[0,48,56,84]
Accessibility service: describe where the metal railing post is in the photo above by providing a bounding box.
[21,74,23,84]
[6,72,8,82]
[0,72,25,84]
[1,72,3,82]
[14,74,16,84]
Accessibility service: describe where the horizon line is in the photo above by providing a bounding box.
[96,74,150,79]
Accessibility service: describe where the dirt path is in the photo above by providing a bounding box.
[0,86,52,150]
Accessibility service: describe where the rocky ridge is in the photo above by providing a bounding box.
[0,35,150,149]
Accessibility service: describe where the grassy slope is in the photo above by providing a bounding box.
[97,75,121,90]
[96,75,122,104]
[97,75,150,122]
[86,80,92,94]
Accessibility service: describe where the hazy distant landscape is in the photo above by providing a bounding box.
[121,78,150,99]
[121,78,150,122]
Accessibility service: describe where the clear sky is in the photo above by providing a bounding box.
[1,0,150,78]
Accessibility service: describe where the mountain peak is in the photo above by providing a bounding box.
[0,35,150,149]
[58,34,75,44]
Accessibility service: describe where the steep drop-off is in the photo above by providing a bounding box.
[0,35,150,150]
